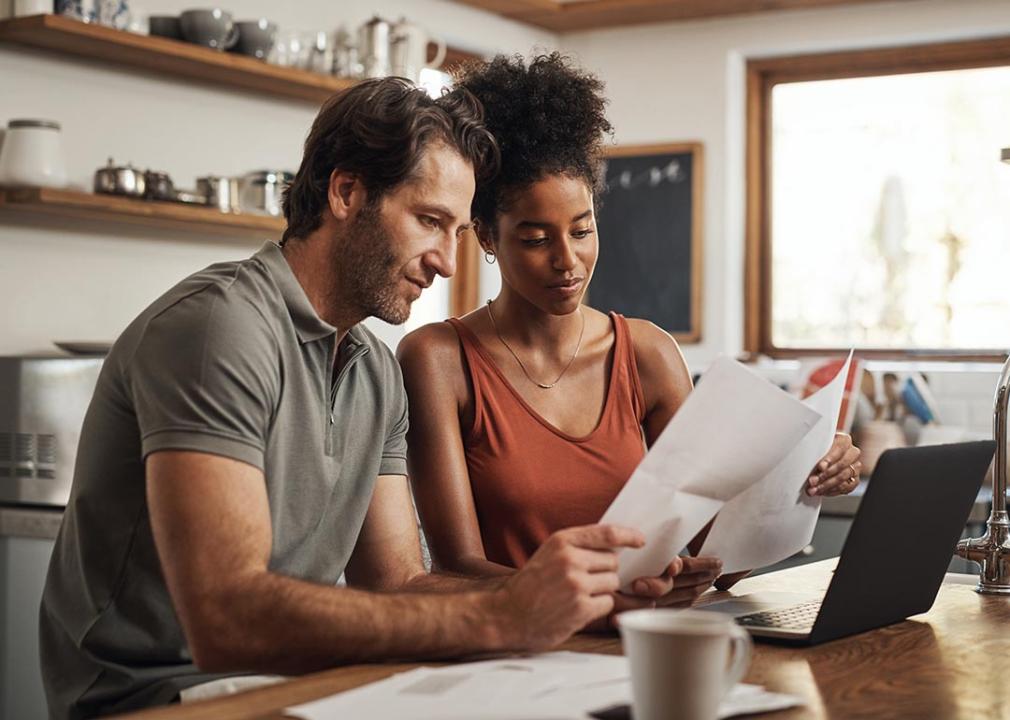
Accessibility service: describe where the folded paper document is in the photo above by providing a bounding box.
[600,356,822,587]
[286,652,803,719]
[699,353,852,572]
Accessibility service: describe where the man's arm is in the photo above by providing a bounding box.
[147,450,642,675]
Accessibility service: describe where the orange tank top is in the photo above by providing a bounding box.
[446,313,647,569]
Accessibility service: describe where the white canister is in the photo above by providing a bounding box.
[0,119,69,188]
[13,0,52,16]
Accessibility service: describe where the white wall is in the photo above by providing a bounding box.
[561,0,1010,374]
[3,0,1007,426]
[0,0,555,355]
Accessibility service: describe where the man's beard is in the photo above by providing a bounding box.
[330,201,412,325]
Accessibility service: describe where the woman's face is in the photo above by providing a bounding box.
[488,174,598,315]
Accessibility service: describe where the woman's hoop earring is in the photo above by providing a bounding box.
[484,251,496,265]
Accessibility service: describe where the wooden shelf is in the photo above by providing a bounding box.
[0,186,285,238]
[0,14,355,104]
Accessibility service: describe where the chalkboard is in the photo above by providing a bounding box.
[587,143,703,343]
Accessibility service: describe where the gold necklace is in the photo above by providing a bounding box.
[485,299,585,390]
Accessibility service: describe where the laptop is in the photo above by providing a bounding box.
[697,441,995,645]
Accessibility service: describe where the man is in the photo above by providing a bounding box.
[39,78,644,719]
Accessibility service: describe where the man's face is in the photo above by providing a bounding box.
[333,143,475,325]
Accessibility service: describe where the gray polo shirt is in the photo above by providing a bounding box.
[39,241,408,719]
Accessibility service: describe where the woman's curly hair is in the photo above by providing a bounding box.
[453,52,613,235]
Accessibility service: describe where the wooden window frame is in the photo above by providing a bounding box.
[450,231,481,317]
[440,46,486,318]
[745,36,1010,362]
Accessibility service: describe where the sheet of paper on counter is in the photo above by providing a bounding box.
[600,356,822,587]
[285,651,803,720]
[699,352,853,573]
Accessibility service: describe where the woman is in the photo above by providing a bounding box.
[397,54,861,615]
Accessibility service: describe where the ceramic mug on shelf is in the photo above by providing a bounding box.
[0,119,68,189]
[619,609,752,720]
[179,8,238,50]
[233,18,277,60]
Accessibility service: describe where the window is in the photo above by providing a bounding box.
[746,38,1010,359]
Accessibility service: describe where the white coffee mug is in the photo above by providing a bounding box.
[619,609,752,720]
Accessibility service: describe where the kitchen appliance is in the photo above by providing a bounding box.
[94,157,145,197]
[0,119,68,189]
[390,18,446,83]
[0,355,103,507]
[238,170,293,216]
[358,15,392,78]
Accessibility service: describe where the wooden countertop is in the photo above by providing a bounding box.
[112,559,1010,720]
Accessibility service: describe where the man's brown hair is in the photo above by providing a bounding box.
[282,78,499,244]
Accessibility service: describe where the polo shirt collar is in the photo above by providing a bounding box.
[255,241,336,344]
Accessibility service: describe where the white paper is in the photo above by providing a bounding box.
[179,674,284,703]
[699,352,853,573]
[600,356,822,586]
[286,652,804,720]
[286,652,623,720]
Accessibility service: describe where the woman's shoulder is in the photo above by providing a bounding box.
[397,319,475,403]
[621,316,689,378]
[397,320,463,368]
[622,316,681,354]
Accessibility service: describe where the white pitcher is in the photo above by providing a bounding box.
[390,18,446,83]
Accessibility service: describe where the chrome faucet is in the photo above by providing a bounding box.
[955,354,1010,594]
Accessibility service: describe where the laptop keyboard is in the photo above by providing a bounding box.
[736,600,822,630]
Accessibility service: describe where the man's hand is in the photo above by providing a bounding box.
[627,556,723,608]
[807,432,862,497]
[494,525,644,650]
[583,592,657,634]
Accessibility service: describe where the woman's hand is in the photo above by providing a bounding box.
[807,432,862,497]
[585,556,724,632]
[629,556,723,608]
